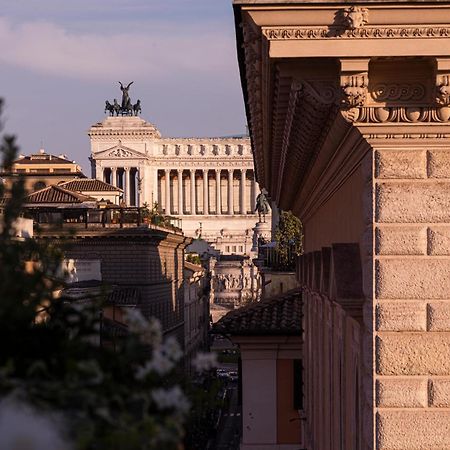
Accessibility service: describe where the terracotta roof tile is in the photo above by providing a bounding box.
[213,289,302,336]
[59,179,122,193]
[25,185,96,204]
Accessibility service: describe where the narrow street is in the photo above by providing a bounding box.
[213,383,241,450]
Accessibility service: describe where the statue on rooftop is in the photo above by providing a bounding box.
[104,83,141,116]
[119,81,134,110]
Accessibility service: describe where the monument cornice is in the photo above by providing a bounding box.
[150,158,254,168]
[88,130,160,138]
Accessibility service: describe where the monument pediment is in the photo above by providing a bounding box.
[95,144,146,159]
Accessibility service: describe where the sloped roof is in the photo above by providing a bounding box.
[59,178,122,193]
[213,289,302,336]
[14,153,77,165]
[60,281,141,306]
[25,185,96,204]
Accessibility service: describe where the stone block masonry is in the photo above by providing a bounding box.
[375,142,450,449]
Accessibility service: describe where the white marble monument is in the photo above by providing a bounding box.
[89,116,267,255]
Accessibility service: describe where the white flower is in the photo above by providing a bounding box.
[0,400,71,450]
[151,386,190,414]
[193,352,218,372]
[134,336,183,379]
[161,336,182,362]
[124,308,148,333]
[124,309,162,346]
[136,349,175,378]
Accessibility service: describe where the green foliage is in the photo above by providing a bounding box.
[274,211,303,266]
[0,102,189,449]
[185,253,201,265]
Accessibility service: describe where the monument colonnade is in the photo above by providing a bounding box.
[101,166,139,206]
[101,165,258,215]
[157,167,257,216]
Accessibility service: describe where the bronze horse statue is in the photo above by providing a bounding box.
[133,100,142,116]
[104,100,114,116]
[255,190,271,222]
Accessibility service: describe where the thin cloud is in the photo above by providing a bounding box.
[0,17,235,82]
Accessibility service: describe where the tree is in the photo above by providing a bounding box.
[0,100,191,449]
[274,210,303,267]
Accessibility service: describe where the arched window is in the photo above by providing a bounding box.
[33,181,46,191]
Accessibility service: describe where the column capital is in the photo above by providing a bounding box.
[124,166,130,172]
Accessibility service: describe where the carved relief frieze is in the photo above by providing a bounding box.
[262,26,450,41]
[349,105,450,123]
[371,83,426,103]
[107,148,133,158]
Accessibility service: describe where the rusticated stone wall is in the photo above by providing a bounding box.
[374,144,450,449]
[298,244,364,450]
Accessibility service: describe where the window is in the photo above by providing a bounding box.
[225,246,230,252]
[33,181,46,191]
[232,245,237,253]
[293,359,304,410]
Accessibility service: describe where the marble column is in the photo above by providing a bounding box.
[165,169,171,214]
[240,169,246,214]
[228,169,234,215]
[111,167,117,187]
[215,169,221,215]
[203,169,209,215]
[190,170,196,214]
[136,168,141,207]
[124,167,130,206]
[177,169,183,215]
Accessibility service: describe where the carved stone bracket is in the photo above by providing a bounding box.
[341,73,368,108]
[436,59,450,106]
[436,75,450,106]
[340,58,370,112]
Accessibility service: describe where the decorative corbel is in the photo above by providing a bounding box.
[340,58,369,109]
[436,58,450,106]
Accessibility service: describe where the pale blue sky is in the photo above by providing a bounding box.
[0,0,246,172]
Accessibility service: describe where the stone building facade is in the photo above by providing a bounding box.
[42,225,190,345]
[1,149,84,192]
[89,116,262,255]
[235,1,450,449]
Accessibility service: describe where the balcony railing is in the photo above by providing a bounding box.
[26,207,183,232]
[259,244,297,272]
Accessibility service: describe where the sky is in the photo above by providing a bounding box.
[0,0,247,172]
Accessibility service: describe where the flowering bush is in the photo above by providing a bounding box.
[0,102,191,449]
